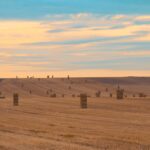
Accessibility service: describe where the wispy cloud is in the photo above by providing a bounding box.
[0,13,150,77]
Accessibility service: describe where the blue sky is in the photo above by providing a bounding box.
[0,0,150,77]
[0,0,150,20]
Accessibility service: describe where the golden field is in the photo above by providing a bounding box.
[0,77,150,150]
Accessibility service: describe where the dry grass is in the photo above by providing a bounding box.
[0,77,150,150]
[0,96,150,150]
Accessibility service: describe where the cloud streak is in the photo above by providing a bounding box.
[0,12,149,77]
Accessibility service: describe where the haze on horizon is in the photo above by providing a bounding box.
[0,0,150,77]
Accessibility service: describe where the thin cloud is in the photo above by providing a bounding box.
[0,13,150,76]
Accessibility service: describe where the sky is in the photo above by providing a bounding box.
[0,0,150,77]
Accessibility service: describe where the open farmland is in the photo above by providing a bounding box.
[0,77,150,150]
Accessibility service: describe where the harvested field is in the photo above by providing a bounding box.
[0,77,150,150]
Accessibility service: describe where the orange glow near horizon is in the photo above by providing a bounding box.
[0,69,150,78]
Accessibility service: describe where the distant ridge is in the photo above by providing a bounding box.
[0,77,149,98]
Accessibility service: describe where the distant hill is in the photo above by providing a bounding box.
[0,77,149,98]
